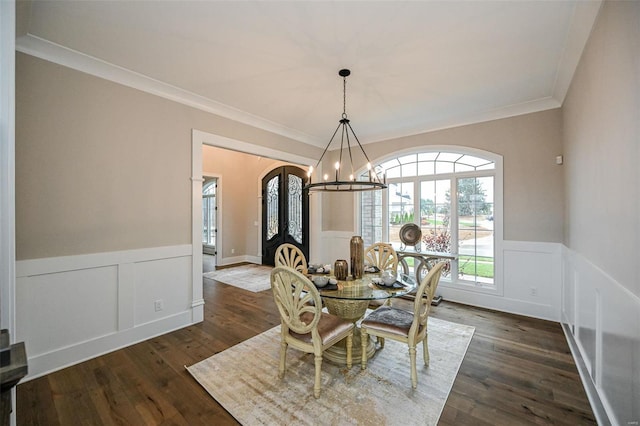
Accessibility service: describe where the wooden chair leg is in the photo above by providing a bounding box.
[279,341,287,378]
[314,355,322,398]
[346,333,353,369]
[409,346,418,389]
[423,335,430,366]
[360,330,368,369]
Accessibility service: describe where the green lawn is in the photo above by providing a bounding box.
[459,256,494,278]
[401,255,494,279]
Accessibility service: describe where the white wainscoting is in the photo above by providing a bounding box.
[561,248,640,426]
[440,240,562,321]
[16,245,198,380]
[320,235,562,321]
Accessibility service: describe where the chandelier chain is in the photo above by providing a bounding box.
[342,76,347,118]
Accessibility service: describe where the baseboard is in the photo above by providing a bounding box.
[561,322,611,426]
[217,255,261,267]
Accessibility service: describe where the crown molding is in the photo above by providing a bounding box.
[15,34,320,147]
[551,0,603,104]
[16,30,580,148]
[365,96,562,145]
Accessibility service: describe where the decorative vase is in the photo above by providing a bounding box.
[350,236,364,279]
[334,259,348,281]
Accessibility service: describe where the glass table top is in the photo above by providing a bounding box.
[311,273,417,301]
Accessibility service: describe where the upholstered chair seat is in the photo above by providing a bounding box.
[360,262,445,389]
[270,266,354,398]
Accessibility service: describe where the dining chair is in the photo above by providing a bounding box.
[364,242,399,273]
[360,261,445,389]
[365,242,399,308]
[274,243,308,274]
[270,266,354,398]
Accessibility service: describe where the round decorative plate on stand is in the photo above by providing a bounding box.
[399,223,422,251]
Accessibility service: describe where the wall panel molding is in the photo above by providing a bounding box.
[561,247,639,425]
[16,245,196,380]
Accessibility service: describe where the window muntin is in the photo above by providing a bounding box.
[359,150,496,289]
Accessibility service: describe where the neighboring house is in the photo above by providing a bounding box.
[0,1,638,425]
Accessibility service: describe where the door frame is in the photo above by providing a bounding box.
[191,129,319,322]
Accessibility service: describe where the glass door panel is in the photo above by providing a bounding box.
[387,182,414,245]
[420,179,452,276]
[457,176,494,284]
[266,175,279,241]
[288,174,303,244]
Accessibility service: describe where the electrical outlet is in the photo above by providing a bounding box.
[231,248,235,254]
[154,299,164,312]
[529,287,537,297]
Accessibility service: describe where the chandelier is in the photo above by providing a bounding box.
[304,69,387,192]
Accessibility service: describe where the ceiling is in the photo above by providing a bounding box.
[16,1,601,148]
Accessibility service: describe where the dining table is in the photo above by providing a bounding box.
[309,272,417,366]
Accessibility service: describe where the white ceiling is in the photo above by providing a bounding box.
[17,1,601,147]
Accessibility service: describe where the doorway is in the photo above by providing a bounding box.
[192,129,318,323]
[261,165,309,265]
[202,177,218,272]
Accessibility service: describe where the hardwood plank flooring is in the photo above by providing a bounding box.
[17,275,596,425]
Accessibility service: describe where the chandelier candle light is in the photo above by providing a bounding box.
[304,69,387,192]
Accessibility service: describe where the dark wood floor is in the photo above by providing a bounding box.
[17,273,596,425]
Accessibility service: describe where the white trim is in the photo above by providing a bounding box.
[191,139,204,323]
[16,244,192,277]
[193,129,314,167]
[192,129,320,273]
[552,1,603,104]
[1,1,16,424]
[217,255,262,267]
[561,322,610,426]
[16,34,319,147]
[15,34,578,149]
[24,310,193,381]
[0,0,16,335]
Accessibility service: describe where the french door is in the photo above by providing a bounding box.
[261,166,309,265]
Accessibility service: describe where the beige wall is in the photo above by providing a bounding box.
[202,145,290,259]
[324,109,565,243]
[15,53,319,260]
[15,49,580,260]
[563,0,639,296]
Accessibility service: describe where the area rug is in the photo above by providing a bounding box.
[187,317,475,425]
[203,264,272,292]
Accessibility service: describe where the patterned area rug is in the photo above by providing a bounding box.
[187,317,474,425]
[203,264,272,293]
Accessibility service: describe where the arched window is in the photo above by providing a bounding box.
[359,149,501,291]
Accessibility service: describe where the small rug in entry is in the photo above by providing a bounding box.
[187,317,474,425]
[203,264,272,293]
